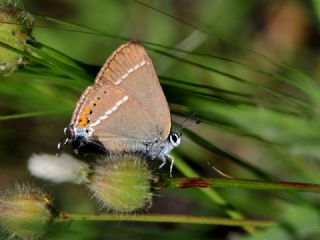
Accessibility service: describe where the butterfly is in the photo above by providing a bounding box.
[57,41,181,174]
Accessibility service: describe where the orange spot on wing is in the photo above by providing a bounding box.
[84,107,92,115]
[79,116,89,126]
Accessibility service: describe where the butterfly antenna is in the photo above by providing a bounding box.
[175,112,200,135]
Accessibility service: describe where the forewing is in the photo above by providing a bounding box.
[95,41,171,140]
[71,84,158,153]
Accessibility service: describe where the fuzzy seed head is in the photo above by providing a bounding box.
[0,0,34,74]
[88,155,153,213]
[28,154,91,184]
[0,183,53,240]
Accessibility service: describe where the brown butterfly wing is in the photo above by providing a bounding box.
[95,41,171,140]
[71,84,159,153]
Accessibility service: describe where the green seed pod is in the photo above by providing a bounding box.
[0,1,34,75]
[88,155,153,213]
[0,183,53,240]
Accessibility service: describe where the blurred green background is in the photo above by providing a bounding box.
[1,0,320,239]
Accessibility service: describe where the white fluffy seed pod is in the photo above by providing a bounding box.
[28,154,90,184]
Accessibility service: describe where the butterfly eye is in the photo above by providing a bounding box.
[170,133,181,147]
[172,134,177,142]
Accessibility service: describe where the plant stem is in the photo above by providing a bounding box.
[57,213,275,227]
[159,177,320,193]
[173,155,256,233]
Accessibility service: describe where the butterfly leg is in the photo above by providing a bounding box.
[56,137,69,156]
[158,155,167,169]
[166,154,174,177]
